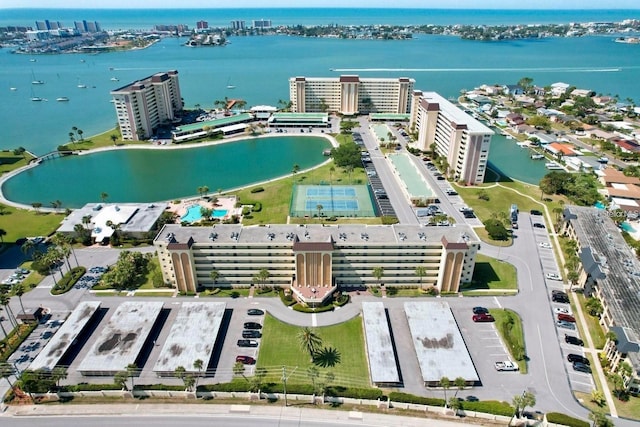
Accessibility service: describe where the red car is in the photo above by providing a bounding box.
[472,313,495,322]
[235,355,256,365]
[557,313,576,323]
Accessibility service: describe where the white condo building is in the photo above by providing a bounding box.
[410,90,493,185]
[111,70,183,141]
[289,75,414,115]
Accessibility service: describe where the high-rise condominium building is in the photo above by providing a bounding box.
[111,70,183,141]
[410,91,493,185]
[289,75,414,115]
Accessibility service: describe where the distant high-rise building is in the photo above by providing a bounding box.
[74,21,85,32]
[252,19,271,29]
[35,21,47,31]
[196,20,208,30]
[230,20,246,30]
[111,70,184,141]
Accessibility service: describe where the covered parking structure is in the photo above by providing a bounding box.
[77,301,164,376]
[361,302,400,386]
[153,302,226,376]
[29,301,102,371]
[404,301,479,386]
[267,112,329,128]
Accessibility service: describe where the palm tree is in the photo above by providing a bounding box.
[174,366,186,380]
[297,327,323,360]
[31,202,42,213]
[68,133,76,146]
[110,134,118,145]
[589,410,614,427]
[100,192,109,203]
[329,166,335,185]
[0,228,6,243]
[51,366,67,389]
[292,164,300,179]
[0,308,9,339]
[126,363,138,391]
[440,376,451,407]
[372,266,384,287]
[415,266,427,288]
[0,293,17,328]
[82,215,92,230]
[14,283,26,315]
[316,204,323,219]
[77,129,84,141]
[233,361,246,381]
[453,376,466,397]
[197,185,209,199]
[0,362,16,390]
[193,359,204,390]
[21,239,37,260]
[209,269,219,286]
[114,371,128,390]
[254,268,270,289]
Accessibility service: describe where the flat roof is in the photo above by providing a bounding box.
[153,302,226,373]
[369,113,410,121]
[78,301,164,374]
[404,301,479,384]
[175,113,253,133]
[389,153,434,199]
[362,302,400,384]
[29,301,102,371]
[58,203,168,233]
[420,91,494,135]
[269,112,329,123]
[155,223,480,248]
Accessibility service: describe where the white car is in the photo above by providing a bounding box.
[494,361,519,371]
[554,307,572,315]
[546,273,562,280]
[539,242,552,249]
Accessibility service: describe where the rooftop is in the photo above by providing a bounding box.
[175,113,253,133]
[29,301,102,371]
[362,302,400,384]
[58,203,168,235]
[77,301,164,374]
[404,301,479,384]
[153,302,226,374]
[420,91,494,135]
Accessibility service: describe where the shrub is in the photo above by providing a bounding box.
[546,412,589,427]
[63,383,122,392]
[199,382,252,392]
[381,216,399,225]
[389,391,445,407]
[334,293,350,307]
[461,400,514,417]
[242,206,251,215]
[244,215,253,219]
[262,383,315,395]
[279,289,296,306]
[325,386,383,400]
[136,384,186,391]
[292,303,334,313]
[253,202,262,212]
[51,266,86,295]
[250,187,264,193]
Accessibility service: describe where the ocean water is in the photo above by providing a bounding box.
[1,8,639,186]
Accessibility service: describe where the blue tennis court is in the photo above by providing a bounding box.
[306,187,356,198]
[305,200,359,211]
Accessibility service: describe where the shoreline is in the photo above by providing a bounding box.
[0,131,338,212]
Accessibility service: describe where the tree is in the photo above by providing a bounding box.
[586,298,604,317]
[100,192,109,203]
[448,397,462,415]
[415,266,427,288]
[0,228,6,243]
[193,359,204,390]
[330,142,361,168]
[292,163,300,179]
[512,391,536,419]
[329,166,335,184]
[254,268,270,288]
[297,327,323,360]
[591,389,606,407]
[440,376,451,406]
[197,185,209,198]
[484,218,509,241]
[209,270,219,286]
[174,366,186,380]
[307,366,320,395]
[126,363,138,391]
[316,204,323,219]
[110,134,118,145]
[589,410,614,427]
[114,371,128,390]
[183,374,196,392]
[77,129,84,141]
[233,361,246,381]
[14,283,26,315]
[372,266,384,287]
[517,77,534,93]
[453,376,466,397]
[51,366,67,389]
[0,293,17,328]
[32,202,42,213]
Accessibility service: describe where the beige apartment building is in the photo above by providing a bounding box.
[111,70,183,140]
[410,90,493,185]
[289,75,414,115]
[154,224,479,305]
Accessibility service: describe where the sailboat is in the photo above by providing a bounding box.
[110,77,119,81]
[31,70,44,85]
[56,97,69,102]
[30,87,43,102]
[77,77,87,89]
[226,77,236,89]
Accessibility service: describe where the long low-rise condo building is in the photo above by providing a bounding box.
[290,75,414,115]
[154,224,479,304]
[111,70,183,141]
[410,91,493,185]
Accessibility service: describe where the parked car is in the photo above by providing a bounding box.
[533,223,546,229]
[557,313,576,323]
[553,294,570,303]
[243,322,262,330]
[572,362,592,373]
[539,242,552,249]
[530,210,543,216]
[436,176,446,180]
[237,339,259,347]
[235,355,256,365]
[567,354,590,365]
[472,307,489,314]
[242,330,262,339]
[472,313,495,322]
[557,320,576,330]
[565,335,584,346]
[546,273,561,280]
[247,309,264,316]
[494,361,519,371]
[554,307,571,315]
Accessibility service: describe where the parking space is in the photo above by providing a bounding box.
[361,150,396,218]
[8,314,68,372]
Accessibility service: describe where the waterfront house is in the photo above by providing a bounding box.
[550,82,571,97]
[502,84,524,95]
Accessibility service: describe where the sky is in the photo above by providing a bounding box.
[2,0,640,9]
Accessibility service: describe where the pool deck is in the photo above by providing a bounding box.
[167,196,239,222]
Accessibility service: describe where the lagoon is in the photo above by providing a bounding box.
[1,135,332,208]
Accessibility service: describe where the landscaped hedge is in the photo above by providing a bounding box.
[136,384,186,391]
[253,202,262,212]
[250,187,264,193]
[279,289,296,306]
[51,266,86,295]
[62,383,122,392]
[461,400,514,417]
[389,391,445,407]
[326,386,383,400]
[261,383,315,395]
[334,294,350,307]
[292,303,335,313]
[199,382,252,392]
[0,323,38,362]
[546,412,589,427]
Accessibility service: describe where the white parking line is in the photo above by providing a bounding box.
[311,313,317,327]
[494,296,502,309]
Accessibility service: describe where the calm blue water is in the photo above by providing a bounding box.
[181,204,203,222]
[2,8,640,186]
[621,221,636,233]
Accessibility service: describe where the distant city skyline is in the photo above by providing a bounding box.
[3,0,640,9]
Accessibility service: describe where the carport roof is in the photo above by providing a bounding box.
[153,302,226,374]
[362,302,400,384]
[404,301,479,384]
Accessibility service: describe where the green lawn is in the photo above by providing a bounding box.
[200,288,250,298]
[59,128,142,151]
[473,227,513,247]
[385,287,430,297]
[576,294,606,349]
[489,308,527,374]
[0,208,64,245]
[134,290,175,297]
[257,314,370,388]
[455,185,544,224]
[0,151,35,174]
[462,254,518,291]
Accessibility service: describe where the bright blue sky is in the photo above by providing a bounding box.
[3,0,640,8]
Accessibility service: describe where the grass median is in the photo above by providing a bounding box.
[489,308,527,374]
[256,314,370,388]
[462,254,518,293]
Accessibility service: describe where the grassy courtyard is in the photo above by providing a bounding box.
[257,314,370,388]
[461,254,518,294]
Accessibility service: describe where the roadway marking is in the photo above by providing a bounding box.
[311,313,317,327]
[493,296,502,309]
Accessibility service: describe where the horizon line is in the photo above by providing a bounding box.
[2,6,640,10]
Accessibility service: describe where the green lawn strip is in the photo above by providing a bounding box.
[200,288,250,298]
[133,291,175,297]
[572,352,610,413]
[472,227,513,247]
[462,254,517,291]
[257,314,370,388]
[93,290,123,296]
[138,258,161,290]
[235,160,367,225]
[606,377,640,420]
[385,288,429,297]
[0,208,64,244]
[575,294,605,349]
[489,308,528,374]
[253,288,279,298]
[455,185,543,224]
[59,128,141,151]
[0,151,35,175]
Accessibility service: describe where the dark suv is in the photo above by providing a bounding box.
[244,322,262,330]
[242,330,262,339]
[567,354,590,365]
[472,307,489,315]
[565,335,584,346]
[237,339,259,347]
[573,362,591,373]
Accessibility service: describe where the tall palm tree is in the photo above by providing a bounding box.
[14,283,26,315]
[415,266,427,288]
[0,293,17,328]
[372,266,384,287]
[297,327,322,360]
[0,228,6,243]
[82,215,92,230]
[77,129,84,141]
[193,359,204,390]
[110,134,118,145]
[126,363,138,391]
[100,192,109,203]
[51,366,68,389]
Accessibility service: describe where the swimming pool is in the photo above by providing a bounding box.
[213,209,228,218]
[594,201,606,210]
[621,222,637,233]
[181,204,203,223]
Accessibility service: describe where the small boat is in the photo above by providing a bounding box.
[31,70,44,85]
[226,77,235,89]
[10,87,17,91]
[56,97,69,102]
[80,59,86,63]
[546,162,563,170]
[29,58,36,62]
[110,77,119,81]
[531,154,544,160]
[31,97,43,102]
